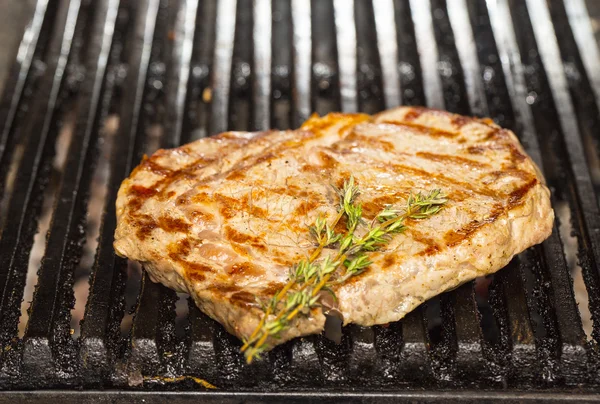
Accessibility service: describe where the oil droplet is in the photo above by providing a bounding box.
[203,87,212,103]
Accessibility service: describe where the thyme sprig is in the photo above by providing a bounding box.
[241,178,447,363]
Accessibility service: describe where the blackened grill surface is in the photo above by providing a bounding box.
[0,0,599,401]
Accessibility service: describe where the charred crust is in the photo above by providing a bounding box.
[157,215,191,233]
[223,226,265,249]
[229,291,258,308]
[167,238,214,282]
[401,108,425,121]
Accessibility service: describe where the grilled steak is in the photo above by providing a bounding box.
[114,107,553,348]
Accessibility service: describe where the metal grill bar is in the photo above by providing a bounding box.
[183,0,217,143]
[310,0,336,117]
[373,0,400,109]
[490,3,566,377]
[393,0,426,106]
[565,0,600,156]
[290,0,311,127]
[252,0,272,131]
[0,0,82,350]
[561,0,600,345]
[409,0,444,109]
[22,0,119,379]
[399,309,430,382]
[129,0,183,379]
[333,0,357,113]
[208,0,235,135]
[427,0,487,384]
[0,0,52,198]
[444,0,501,381]
[446,0,488,117]
[0,0,599,397]
[80,0,161,377]
[354,0,384,115]
[164,0,199,147]
[483,2,548,380]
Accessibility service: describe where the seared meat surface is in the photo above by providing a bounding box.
[114,107,553,348]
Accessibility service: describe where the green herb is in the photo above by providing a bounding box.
[241,177,447,363]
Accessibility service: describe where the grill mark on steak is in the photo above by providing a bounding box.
[466,142,527,163]
[167,238,214,283]
[379,121,459,138]
[407,229,442,256]
[128,185,158,212]
[301,112,370,136]
[224,226,267,252]
[361,192,407,219]
[385,163,499,199]
[230,291,259,308]
[443,179,538,247]
[136,156,173,176]
[508,178,538,205]
[416,151,491,170]
[451,114,471,128]
[125,131,278,213]
[444,206,504,247]
[134,214,157,240]
[383,255,397,269]
[127,155,216,212]
[482,168,535,184]
[156,215,191,233]
[214,193,269,220]
[399,108,424,122]
[295,199,320,216]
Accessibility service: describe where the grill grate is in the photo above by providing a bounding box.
[0,0,600,400]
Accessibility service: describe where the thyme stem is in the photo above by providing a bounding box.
[241,208,345,353]
[242,181,447,363]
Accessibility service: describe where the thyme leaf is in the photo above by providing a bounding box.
[241,179,447,363]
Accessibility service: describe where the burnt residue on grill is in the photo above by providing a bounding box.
[0,0,599,400]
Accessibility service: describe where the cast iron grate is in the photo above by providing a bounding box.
[0,0,599,401]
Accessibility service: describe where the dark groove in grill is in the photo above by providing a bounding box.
[0,0,599,398]
[354,0,384,114]
[183,0,216,143]
[228,0,253,132]
[311,0,338,117]
[252,0,271,131]
[271,0,292,130]
[333,0,357,113]
[429,0,470,114]
[373,0,400,109]
[393,0,425,106]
